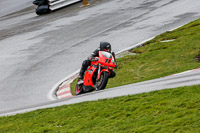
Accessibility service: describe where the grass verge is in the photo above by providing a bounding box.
[0,85,200,132]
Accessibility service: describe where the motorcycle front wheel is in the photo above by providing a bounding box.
[96,71,109,90]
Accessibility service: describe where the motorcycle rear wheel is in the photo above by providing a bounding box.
[75,79,83,95]
[96,71,109,90]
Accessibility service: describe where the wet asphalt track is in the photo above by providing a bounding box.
[0,0,33,17]
[0,0,200,114]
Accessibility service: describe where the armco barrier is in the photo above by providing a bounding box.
[49,0,81,11]
[33,0,82,15]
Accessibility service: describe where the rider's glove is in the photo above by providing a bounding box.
[87,56,92,60]
[112,52,116,59]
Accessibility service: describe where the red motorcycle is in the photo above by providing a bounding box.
[75,51,116,95]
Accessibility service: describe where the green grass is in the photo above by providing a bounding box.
[0,85,200,132]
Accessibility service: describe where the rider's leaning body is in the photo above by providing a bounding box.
[78,41,117,79]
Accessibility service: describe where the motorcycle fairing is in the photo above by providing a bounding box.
[98,52,115,67]
[83,64,98,88]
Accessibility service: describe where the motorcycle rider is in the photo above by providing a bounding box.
[78,41,117,80]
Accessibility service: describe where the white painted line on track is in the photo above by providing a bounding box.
[166,68,200,77]
[116,37,155,55]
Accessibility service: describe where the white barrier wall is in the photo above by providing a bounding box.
[49,0,82,11]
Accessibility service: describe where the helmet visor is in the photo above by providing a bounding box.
[104,48,111,52]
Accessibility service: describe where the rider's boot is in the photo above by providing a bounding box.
[78,60,90,80]
[78,68,85,80]
[78,74,83,80]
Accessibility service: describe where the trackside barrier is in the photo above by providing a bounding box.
[49,0,81,11]
[33,0,89,15]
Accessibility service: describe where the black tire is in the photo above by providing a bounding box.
[36,5,50,15]
[96,71,109,90]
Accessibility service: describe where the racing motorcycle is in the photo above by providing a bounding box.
[75,51,116,95]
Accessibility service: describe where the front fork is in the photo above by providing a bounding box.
[94,66,100,90]
[97,65,101,79]
[97,66,110,80]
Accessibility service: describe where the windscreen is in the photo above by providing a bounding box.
[101,51,112,59]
